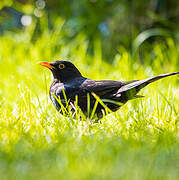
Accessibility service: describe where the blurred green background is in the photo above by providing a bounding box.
[1,0,179,60]
[0,1,179,180]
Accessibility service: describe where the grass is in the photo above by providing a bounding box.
[0,24,178,179]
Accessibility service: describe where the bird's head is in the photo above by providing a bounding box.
[39,61,82,82]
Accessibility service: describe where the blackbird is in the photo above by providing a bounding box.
[40,61,179,118]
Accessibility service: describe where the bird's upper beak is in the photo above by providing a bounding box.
[39,62,55,70]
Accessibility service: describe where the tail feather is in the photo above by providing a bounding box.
[118,72,179,97]
[134,95,145,98]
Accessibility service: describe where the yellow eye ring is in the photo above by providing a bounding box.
[59,64,65,69]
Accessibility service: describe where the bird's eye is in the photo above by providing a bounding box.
[59,64,65,69]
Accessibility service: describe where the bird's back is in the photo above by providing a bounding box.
[49,77,130,117]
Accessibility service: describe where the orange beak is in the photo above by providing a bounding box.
[39,62,55,70]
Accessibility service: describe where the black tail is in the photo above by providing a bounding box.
[118,72,179,98]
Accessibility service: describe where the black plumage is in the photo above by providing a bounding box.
[40,61,179,118]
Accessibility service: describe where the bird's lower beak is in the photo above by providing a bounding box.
[39,62,55,70]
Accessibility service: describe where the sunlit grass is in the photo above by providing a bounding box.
[0,26,178,179]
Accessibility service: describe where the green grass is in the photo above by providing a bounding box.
[0,25,178,179]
